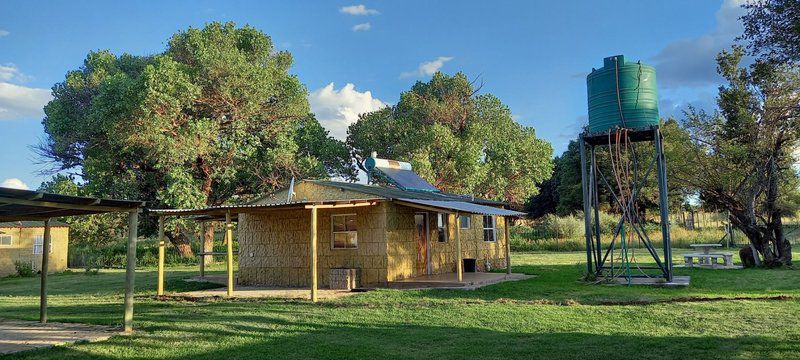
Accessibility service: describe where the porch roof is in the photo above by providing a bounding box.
[395,198,526,217]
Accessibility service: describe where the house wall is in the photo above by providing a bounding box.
[0,227,69,277]
[386,204,508,281]
[237,200,509,287]
[255,181,379,204]
[237,202,389,287]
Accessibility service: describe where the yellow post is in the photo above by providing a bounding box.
[456,212,463,282]
[310,206,318,302]
[157,216,165,296]
[226,210,234,297]
[504,217,512,274]
[199,221,205,278]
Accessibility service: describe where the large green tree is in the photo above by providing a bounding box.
[347,72,553,206]
[39,22,353,256]
[740,0,800,63]
[666,47,799,267]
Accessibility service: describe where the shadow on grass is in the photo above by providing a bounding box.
[4,310,798,360]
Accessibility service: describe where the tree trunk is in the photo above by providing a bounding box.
[202,222,215,265]
[166,231,194,258]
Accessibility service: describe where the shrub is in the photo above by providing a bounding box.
[13,261,34,277]
[541,214,584,239]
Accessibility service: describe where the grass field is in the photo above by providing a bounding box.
[1,250,799,359]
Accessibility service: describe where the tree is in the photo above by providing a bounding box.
[39,22,352,257]
[666,47,799,267]
[347,72,553,206]
[740,0,800,63]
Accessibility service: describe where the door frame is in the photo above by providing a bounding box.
[414,212,432,275]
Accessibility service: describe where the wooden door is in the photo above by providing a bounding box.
[414,213,429,276]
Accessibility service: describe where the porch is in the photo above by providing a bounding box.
[375,272,532,290]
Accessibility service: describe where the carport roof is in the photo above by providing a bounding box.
[0,187,145,221]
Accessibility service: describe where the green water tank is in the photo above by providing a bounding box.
[587,55,659,133]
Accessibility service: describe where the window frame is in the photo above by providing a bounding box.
[482,215,496,242]
[331,213,358,250]
[0,234,11,246]
[459,215,471,229]
[436,213,448,242]
[32,234,53,254]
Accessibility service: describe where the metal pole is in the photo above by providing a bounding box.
[310,206,318,302]
[39,218,51,323]
[579,136,593,275]
[157,216,165,296]
[591,145,602,274]
[123,210,138,333]
[226,210,234,297]
[654,128,673,281]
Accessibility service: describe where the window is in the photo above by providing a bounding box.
[32,235,52,255]
[0,235,11,246]
[436,213,448,242]
[483,216,496,242]
[459,215,471,229]
[332,214,358,249]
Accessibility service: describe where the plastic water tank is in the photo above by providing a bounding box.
[587,55,659,133]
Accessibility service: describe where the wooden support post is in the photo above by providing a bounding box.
[123,210,138,333]
[505,217,511,275]
[199,221,205,278]
[456,212,462,282]
[310,206,318,302]
[39,218,51,324]
[225,211,234,297]
[157,216,165,296]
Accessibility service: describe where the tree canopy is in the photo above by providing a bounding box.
[39,22,352,255]
[347,72,553,206]
[740,0,800,63]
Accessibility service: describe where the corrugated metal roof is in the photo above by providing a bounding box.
[0,220,70,228]
[396,198,525,217]
[148,201,313,216]
[0,187,144,222]
[309,181,506,206]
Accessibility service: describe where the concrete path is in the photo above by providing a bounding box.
[0,319,118,355]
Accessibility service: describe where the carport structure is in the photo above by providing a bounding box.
[0,187,144,332]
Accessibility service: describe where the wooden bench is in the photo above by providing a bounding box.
[684,253,734,268]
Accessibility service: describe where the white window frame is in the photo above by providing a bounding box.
[32,234,52,254]
[436,213,448,242]
[483,215,496,242]
[0,234,11,246]
[331,213,358,249]
[459,215,471,229]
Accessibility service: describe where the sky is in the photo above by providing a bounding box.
[0,0,746,190]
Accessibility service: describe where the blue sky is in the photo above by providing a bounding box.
[0,0,744,190]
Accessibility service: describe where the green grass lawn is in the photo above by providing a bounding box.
[1,250,800,359]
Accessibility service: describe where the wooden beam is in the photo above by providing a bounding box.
[303,202,377,209]
[393,200,456,214]
[199,221,205,278]
[123,210,138,333]
[157,216,165,296]
[0,196,136,212]
[39,218,51,324]
[226,210,234,297]
[504,217,511,275]
[310,206,318,302]
[456,212,463,282]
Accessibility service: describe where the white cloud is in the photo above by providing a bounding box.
[308,83,386,141]
[340,5,379,15]
[652,0,747,89]
[352,23,371,32]
[0,82,52,120]
[0,30,8,38]
[400,56,454,79]
[0,64,32,83]
[0,178,29,190]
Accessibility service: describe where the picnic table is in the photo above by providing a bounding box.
[685,243,733,268]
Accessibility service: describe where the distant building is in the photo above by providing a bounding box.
[0,221,69,277]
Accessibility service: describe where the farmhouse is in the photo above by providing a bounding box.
[153,157,524,294]
[0,221,69,277]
